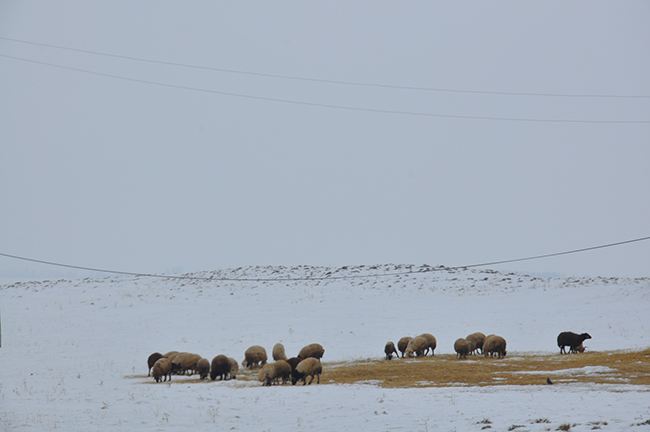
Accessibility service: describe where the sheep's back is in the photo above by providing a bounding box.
[298,343,325,360]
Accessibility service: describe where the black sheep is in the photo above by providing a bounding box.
[557,331,591,354]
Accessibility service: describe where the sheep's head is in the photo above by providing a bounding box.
[291,370,305,385]
[581,333,592,341]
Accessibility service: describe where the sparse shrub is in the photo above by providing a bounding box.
[508,425,525,431]
[557,424,571,431]
[532,419,551,424]
[477,419,492,429]
[635,419,650,426]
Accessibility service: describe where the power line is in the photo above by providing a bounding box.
[1,53,649,124]
[1,235,649,282]
[1,35,647,100]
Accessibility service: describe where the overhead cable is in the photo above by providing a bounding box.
[1,235,649,282]
[0,36,647,99]
[1,54,648,124]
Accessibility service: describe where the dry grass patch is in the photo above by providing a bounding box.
[321,349,650,388]
[132,349,650,388]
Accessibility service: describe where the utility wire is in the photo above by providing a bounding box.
[1,36,648,100]
[1,53,649,124]
[1,235,649,282]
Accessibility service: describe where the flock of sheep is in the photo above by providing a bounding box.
[147,342,324,386]
[147,331,591,385]
[386,330,592,360]
[383,332,507,360]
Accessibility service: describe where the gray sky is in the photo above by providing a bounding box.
[1,2,649,279]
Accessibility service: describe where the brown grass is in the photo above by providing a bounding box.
[320,349,650,388]
[132,349,650,388]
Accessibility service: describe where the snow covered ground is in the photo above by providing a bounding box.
[1,264,649,431]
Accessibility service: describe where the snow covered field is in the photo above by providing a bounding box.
[1,264,649,431]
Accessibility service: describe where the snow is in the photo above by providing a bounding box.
[1,264,649,431]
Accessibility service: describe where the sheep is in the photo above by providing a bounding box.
[557,331,592,354]
[196,358,210,380]
[171,352,202,375]
[483,335,507,358]
[404,336,428,358]
[259,360,292,386]
[397,337,412,358]
[242,345,268,369]
[286,357,303,372]
[417,333,437,356]
[384,341,398,360]
[573,343,586,353]
[291,358,322,385]
[152,357,172,383]
[454,338,469,359]
[210,355,232,380]
[147,352,163,376]
[298,343,325,360]
[466,338,477,355]
[162,351,179,359]
[227,357,239,379]
[466,332,486,354]
[273,343,288,361]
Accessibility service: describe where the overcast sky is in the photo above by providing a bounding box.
[1,2,649,280]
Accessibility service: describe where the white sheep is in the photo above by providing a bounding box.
[152,357,172,383]
[466,332,486,354]
[196,358,210,379]
[298,343,325,360]
[454,338,469,359]
[404,336,428,358]
[273,343,288,361]
[291,358,322,385]
[397,337,412,358]
[483,335,507,358]
[242,345,268,369]
[170,352,201,375]
[227,357,239,379]
[259,360,292,386]
[417,333,437,356]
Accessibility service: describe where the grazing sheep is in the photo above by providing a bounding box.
[196,358,210,380]
[466,332,486,354]
[291,358,322,385]
[417,333,437,356]
[147,352,163,376]
[573,343,586,353]
[557,331,592,354]
[242,345,268,369]
[286,357,303,372]
[152,357,172,383]
[454,338,469,359]
[404,336,428,358]
[466,338,477,355]
[483,335,507,358]
[273,343,288,361]
[259,360,292,386]
[384,341,398,360]
[298,343,325,360]
[210,355,232,380]
[171,352,202,375]
[397,337,412,358]
[227,357,239,379]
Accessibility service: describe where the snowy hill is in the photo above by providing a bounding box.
[1,265,649,431]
